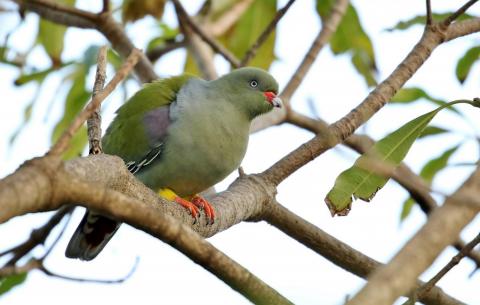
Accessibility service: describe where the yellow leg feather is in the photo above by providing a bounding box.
[158,188,179,201]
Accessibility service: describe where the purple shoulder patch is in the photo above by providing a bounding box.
[143,105,171,145]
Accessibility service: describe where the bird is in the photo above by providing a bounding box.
[65,67,282,260]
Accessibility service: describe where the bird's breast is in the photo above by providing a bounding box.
[148,100,250,196]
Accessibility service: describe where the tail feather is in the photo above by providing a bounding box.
[65,211,121,261]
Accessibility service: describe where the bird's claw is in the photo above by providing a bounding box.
[174,197,200,224]
[192,195,215,225]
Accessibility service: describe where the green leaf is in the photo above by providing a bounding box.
[222,0,277,69]
[391,87,460,114]
[421,145,460,183]
[14,62,72,86]
[400,197,415,221]
[122,0,166,23]
[52,64,90,159]
[456,46,480,84]
[0,273,27,295]
[386,13,474,31]
[107,49,122,70]
[82,45,101,68]
[183,50,201,76]
[146,23,179,52]
[37,0,75,66]
[325,100,474,216]
[316,1,377,86]
[418,126,449,139]
[400,145,459,221]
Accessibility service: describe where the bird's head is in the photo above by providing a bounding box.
[214,67,282,120]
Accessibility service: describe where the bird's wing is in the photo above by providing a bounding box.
[102,74,194,163]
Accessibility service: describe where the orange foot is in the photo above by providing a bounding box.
[191,195,215,225]
[173,196,200,223]
[159,188,214,225]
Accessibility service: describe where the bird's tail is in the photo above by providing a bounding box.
[65,211,121,261]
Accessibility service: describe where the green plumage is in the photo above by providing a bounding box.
[102,74,192,162]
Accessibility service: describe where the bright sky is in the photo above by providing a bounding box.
[1,1,479,304]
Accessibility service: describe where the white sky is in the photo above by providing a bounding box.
[1,0,479,304]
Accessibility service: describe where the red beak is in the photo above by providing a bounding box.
[263,91,283,108]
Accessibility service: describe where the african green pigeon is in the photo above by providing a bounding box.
[65,67,282,260]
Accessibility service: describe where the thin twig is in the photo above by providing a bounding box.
[1,206,73,265]
[146,40,186,62]
[177,13,218,80]
[443,0,479,25]
[0,259,41,277]
[280,0,349,101]
[240,0,296,67]
[87,45,107,155]
[12,0,98,26]
[40,257,139,284]
[426,0,433,26]
[101,0,109,13]
[406,233,480,304]
[42,210,72,258]
[172,0,241,68]
[48,48,141,156]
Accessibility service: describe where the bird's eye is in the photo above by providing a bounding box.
[249,80,258,88]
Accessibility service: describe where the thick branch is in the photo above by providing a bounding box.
[346,167,480,305]
[263,201,465,305]
[13,0,157,83]
[0,155,291,305]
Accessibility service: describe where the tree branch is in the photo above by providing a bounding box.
[171,0,241,68]
[406,233,480,304]
[87,45,107,155]
[176,7,217,80]
[263,201,465,305]
[12,0,157,83]
[346,167,480,305]
[426,0,433,26]
[146,40,186,63]
[443,0,479,26]
[48,48,141,156]
[0,206,73,265]
[202,0,254,37]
